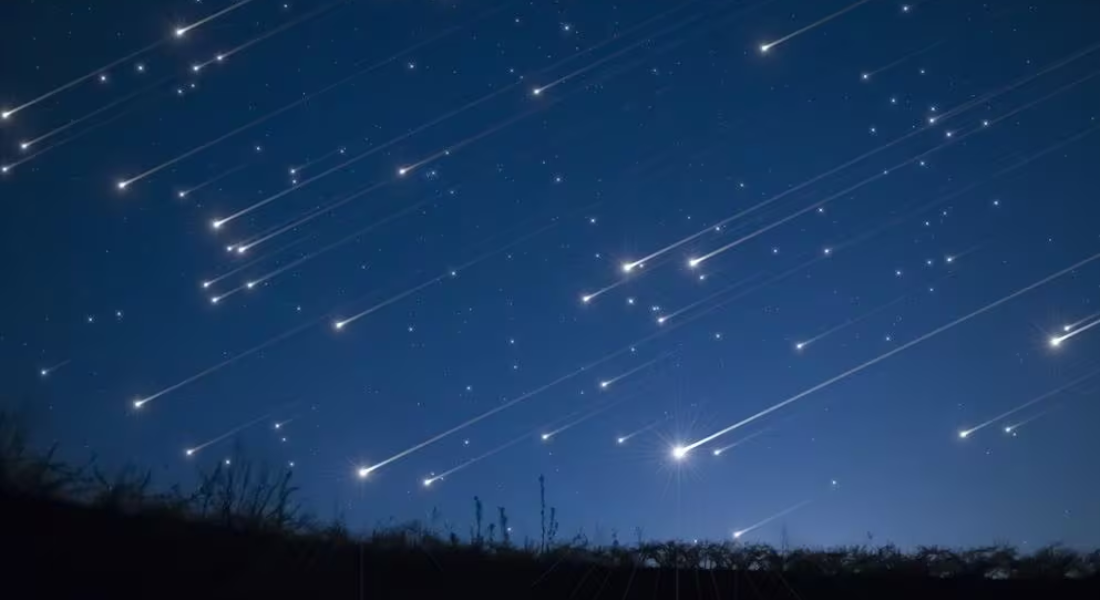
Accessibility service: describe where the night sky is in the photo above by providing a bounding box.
[2,0,1099,550]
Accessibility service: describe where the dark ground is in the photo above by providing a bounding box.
[3,493,1098,600]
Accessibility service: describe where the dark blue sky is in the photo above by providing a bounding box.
[2,0,1099,549]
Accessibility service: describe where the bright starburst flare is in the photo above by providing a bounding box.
[681,251,1100,453]
[671,445,689,461]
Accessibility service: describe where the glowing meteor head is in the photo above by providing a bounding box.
[861,73,870,81]
[1063,324,1072,332]
[958,430,970,439]
[237,246,247,254]
[823,247,833,256]
[39,368,48,377]
[617,437,626,444]
[185,448,195,457]
[1050,337,1062,348]
[192,64,202,73]
[713,448,722,456]
[733,530,744,539]
[1,110,11,120]
[581,294,593,304]
[532,87,543,96]
[175,27,186,37]
[1,166,9,174]
[274,423,281,429]
[132,399,146,410]
[216,54,225,62]
[1003,426,1013,434]
[117,180,129,190]
[212,219,224,230]
[356,467,370,479]
[423,478,434,487]
[795,342,805,351]
[333,320,346,331]
[541,433,551,441]
[759,44,770,54]
[621,262,636,273]
[671,446,689,460]
[178,191,187,198]
[687,258,701,269]
[927,116,937,125]
[210,296,221,304]
[19,142,29,151]
[656,316,667,325]
[246,281,255,289]
[397,167,409,176]
[599,380,610,389]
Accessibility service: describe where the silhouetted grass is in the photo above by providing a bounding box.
[2,409,1099,599]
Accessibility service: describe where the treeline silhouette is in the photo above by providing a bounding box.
[2,410,1098,599]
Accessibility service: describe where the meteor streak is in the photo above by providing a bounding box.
[39,360,71,378]
[712,427,770,456]
[184,410,273,457]
[334,220,558,331]
[1050,317,1100,347]
[2,103,142,174]
[178,163,250,199]
[422,429,536,487]
[616,416,668,444]
[175,0,259,39]
[1063,311,1100,333]
[859,40,943,81]
[1003,410,1051,435]
[1,39,164,120]
[759,0,875,53]
[794,280,948,351]
[18,77,171,151]
[235,180,392,253]
[598,352,674,390]
[200,234,316,290]
[959,367,1100,438]
[684,251,1100,453]
[732,500,813,538]
[191,3,341,71]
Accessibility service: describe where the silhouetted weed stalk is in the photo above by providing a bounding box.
[1,409,1099,579]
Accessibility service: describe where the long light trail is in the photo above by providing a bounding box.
[598,351,675,390]
[236,180,393,253]
[184,410,274,457]
[711,427,770,456]
[959,366,1100,439]
[131,319,320,409]
[174,0,260,39]
[732,500,814,538]
[688,68,1100,268]
[543,388,648,440]
[759,0,875,53]
[191,3,341,72]
[1063,311,1100,333]
[226,201,428,295]
[1,39,165,121]
[18,76,171,151]
[655,269,776,326]
[1003,410,1052,435]
[860,40,944,81]
[179,163,250,199]
[616,417,669,445]
[423,427,539,487]
[289,146,346,176]
[1050,317,1100,347]
[681,251,1100,455]
[202,233,316,291]
[623,42,1100,273]
[335,219,559,331]
[2,102,144,174]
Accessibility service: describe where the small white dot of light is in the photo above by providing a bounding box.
[117,181,128,190]
[224,459,231,466]
[254,146,262,152]
[40,369,48,376]
[713,449,722,456]
[982,120,990,127]
[192,65,201,72]
[698,274,706,281]
[823,248,832,256]
[185,449,195,456]
[599,381,610,389]
[541,433,551,441]
[617,437,625,444]
[99,74,108,82]
[796,342,805,350]
[19,142,28,150]
[288,461,295,468]
[945,131,954,138]
[1,166,9,173]
[1004,426,1012,434]
[919,160,927,167]
[532,87,542,96]
[398,167,408,176]
[216,55,224,62]
[136,63,145,72]
[175,28,186,37]
[581,295,592,304]
[1063,325,1072,332]
[423,478,433,487]
[656,316,666,325]
[178,191,187,198]
[627,297,635,305]
[714,332,722,340]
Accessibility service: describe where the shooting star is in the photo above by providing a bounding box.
[191,3,340,72]
[423,428,539,488]
[598,352,674,390]
[178,162,250,199]
[1062,311,1100,333]
[682,251,1100,455]
[175,0,259,39]
[1051,317,1100,347]
[859,40,943,81]
[1002,410,1052,436]
[959,367,1100,439]
[712,427,770,456]
[184,410,275,457]
[39,359,72,378]
[794,280,947,351]
[616,416,669,445]
[759,0,875,54]
[732,500,814,538]
[3,102,144,174]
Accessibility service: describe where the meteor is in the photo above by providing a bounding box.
[18,77,171,151]
[1,102,142,174]
[711,427,770,456]
[0,39,164,120]
[234,179,393,253]
[684,251,1100,453]
[1050,317,1100,347]
[1002,410,1052,435]
[422,429,536,487]
[597,352,675,390]
[288,146,346,176]
[794,280,947,351]
[732,500,813,539]
[231,200,428,292]
[959,367,1100,438]
[1063,311,1100,333]
[859,40,944,81]
[131,318,321,409]
[334,219,559,331]
[177,162,250,199]
[190,3,341,72]
[174,0,259,39]
[273,418,295,430]
[39,359,72,378]
[184,409,273,457]
[616,416,669,444]
[758,0,875,54]
[546,385,654,442]
[200,233,316,290]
